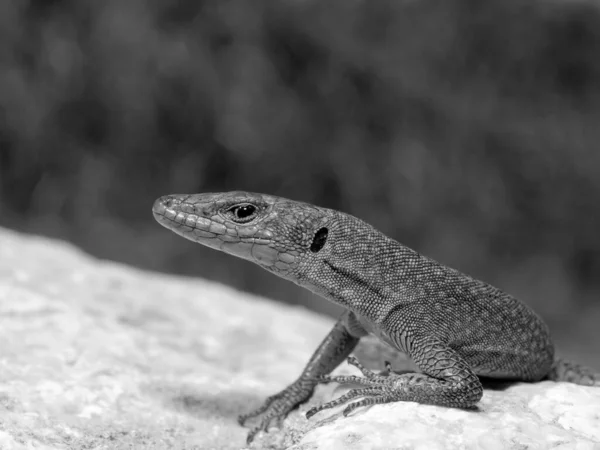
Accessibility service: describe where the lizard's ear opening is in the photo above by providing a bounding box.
[310,227,328,253]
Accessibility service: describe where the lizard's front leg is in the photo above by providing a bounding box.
[307,332,483,418]
[240,311,366,444]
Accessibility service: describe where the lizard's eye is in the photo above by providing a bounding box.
[226,204,258,223]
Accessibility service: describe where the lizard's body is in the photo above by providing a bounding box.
[152,191,599,444]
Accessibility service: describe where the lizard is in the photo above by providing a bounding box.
[152,191,600,444]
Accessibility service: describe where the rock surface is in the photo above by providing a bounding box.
[0,227,599,449]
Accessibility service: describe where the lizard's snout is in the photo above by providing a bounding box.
[152,195,182,224]
[152,196,166,216]
[152,196,168,218]
[153,194,177,211]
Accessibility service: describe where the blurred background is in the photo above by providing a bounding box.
[1,0,599,366]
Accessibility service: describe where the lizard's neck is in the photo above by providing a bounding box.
[292,211,418,323]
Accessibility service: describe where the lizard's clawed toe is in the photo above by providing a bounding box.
[305,407,319,419]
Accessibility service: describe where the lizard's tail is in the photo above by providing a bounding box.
[547,358,600,386]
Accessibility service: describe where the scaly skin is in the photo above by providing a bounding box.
[152,191,599,444]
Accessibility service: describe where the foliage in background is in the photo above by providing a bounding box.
[1,0,600,361]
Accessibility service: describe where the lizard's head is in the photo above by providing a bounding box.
[152,191,334,278]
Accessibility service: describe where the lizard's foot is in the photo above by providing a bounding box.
[306,356,443,419]
[239,380,315,444]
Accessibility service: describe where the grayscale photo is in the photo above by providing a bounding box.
[0,1,599,449]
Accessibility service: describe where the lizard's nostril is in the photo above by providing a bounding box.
[152,195,173,215]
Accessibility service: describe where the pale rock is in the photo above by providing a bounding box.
[0,227,598,449]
